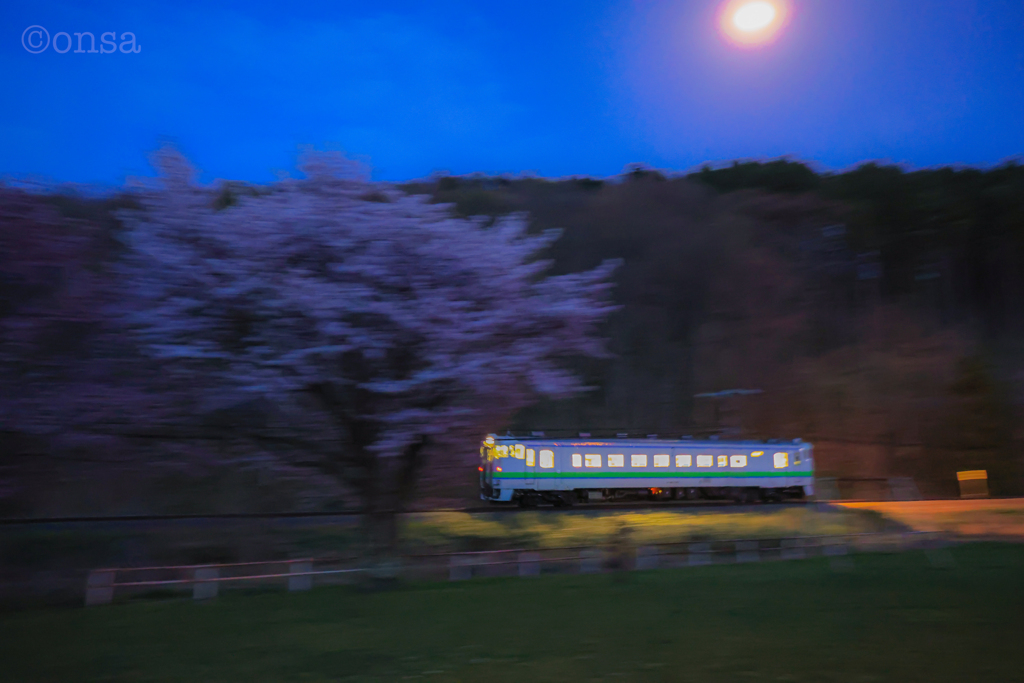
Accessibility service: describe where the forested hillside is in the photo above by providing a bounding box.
[406,160,1024,497]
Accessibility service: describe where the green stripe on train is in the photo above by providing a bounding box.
[492,471,810,480]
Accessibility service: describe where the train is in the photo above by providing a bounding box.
[479,435,814,506]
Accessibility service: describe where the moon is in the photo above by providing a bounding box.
[733,2,776,32]
[718,0,790,47]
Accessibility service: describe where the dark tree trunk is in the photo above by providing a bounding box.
[355,436,430,585]
[305,376,432,583]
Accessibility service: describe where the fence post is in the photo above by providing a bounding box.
[923,533,956,568]
[288,561,313,592]
[822,540,848,557]
[635,546,658,571]
[193,567,219,600]
[823,539,853,572]
[735,541,760,563]
[518,552,541,577]
[448,555,472,581]
[688,543,712,567]
[85,569,115,606]
[579,549,603,574]
[781,538,806,561]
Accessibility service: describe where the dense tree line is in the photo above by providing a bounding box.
[696,159,1024,334]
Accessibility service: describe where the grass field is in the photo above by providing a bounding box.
[1,543,1021,683]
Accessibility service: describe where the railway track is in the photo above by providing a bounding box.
[6,497,1017,528]
[0,499,818,527]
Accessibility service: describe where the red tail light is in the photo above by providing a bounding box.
[478,466,483,472]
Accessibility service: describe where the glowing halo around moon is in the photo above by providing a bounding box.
[718,0,791,48]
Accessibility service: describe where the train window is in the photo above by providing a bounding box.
[585,453,601,468]
[496,445,508,457]
[608,454,624,468]
[697,455,713,467]
[572,453,582,468]
[717,455,728,467]
[631,454,647,467]
[677,454,692,467]
[654,454,670,467]
[774,452,788,468]
[513,444,525,459]
[793,452,802,465]
[751,451,764,458]
[730,455,747,468]
[526,449,535,467]
[539,450,554,469]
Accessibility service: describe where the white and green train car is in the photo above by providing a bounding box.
[479,435,814,506]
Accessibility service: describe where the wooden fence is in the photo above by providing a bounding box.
[84,530,947,606]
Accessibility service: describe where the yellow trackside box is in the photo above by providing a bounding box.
[956,470,989,499]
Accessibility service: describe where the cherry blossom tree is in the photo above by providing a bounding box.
[120,148,618,549]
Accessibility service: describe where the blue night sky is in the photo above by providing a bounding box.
[3,0,1024,185]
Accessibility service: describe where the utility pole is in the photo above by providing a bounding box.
[693,389,764,435]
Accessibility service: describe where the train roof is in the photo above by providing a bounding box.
[484,435,809,449]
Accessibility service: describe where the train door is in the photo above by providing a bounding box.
[524,448,536,486]
[554,449,563,492]
[481,448,492,490]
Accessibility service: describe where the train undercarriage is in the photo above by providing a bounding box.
[509,486,807,508]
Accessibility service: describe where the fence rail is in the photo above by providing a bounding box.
[84,530,947,606]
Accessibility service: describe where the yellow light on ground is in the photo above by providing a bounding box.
[718,0,790,48]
